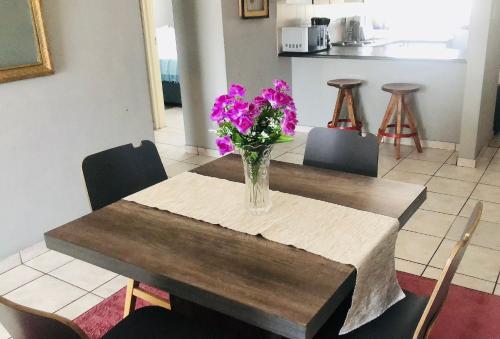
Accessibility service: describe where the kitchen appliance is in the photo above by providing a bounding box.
[311,17,331,48]
[282,26,328,53]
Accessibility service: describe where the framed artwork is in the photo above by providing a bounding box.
[239,0,269,19]
[0,0,53,84]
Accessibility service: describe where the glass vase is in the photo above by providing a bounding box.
[241,145,273,215]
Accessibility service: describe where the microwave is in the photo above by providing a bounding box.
[282,26,328,53]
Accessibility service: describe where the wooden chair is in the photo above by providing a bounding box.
[82,140,170,317]
[315,201,483,339]
[0,298,238,339]
[303,127,379,177]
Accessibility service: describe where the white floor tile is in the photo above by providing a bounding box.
[55,293,103,320]
[420,192,467,215]
[480,169,500,186]
[183,155,217,166]
[394,258,426,275]
[161,158,198,177]
[25,251,74,273]
[379,143,414,157]
[393,158,442,175]
[495,284,500,296]
[0,265,43,295]
[435,164,485,182]
[446,217,500,251]
[0,253,21,275]
[289,144,306,155]
[408,148,452,163]
[92,275,128,298]
[423,266,495,293]
[19,241,48,263]
[50,260,117,292]
[460,199,500,223]
[4,275,86,313]
[429,240,500,282]
[403,209,456,237]
[156,143,196,162]
[383,170,430,185]
[471,184,500,204]
[426,177,477,198]
[395,230,442,264]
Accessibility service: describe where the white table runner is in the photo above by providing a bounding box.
[125,172,405,334]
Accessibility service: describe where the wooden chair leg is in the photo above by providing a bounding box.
[377,95,397,144]
[395,95,403,159]
[124,279,139,318]
[330,89,345,127]
[403,96,423,153]
[346,89,358,129]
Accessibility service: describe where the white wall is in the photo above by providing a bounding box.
[221,0,292,98]
[292,58,466,143]
[154,0,174,27]
[0,0,154,258]
[172,0,228,149]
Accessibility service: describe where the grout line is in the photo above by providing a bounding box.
[426,264,499,284]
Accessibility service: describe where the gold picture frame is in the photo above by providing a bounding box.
[239,0,269,19]
[0,0,53,84]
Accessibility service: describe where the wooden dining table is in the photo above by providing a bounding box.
[45,154,426,339]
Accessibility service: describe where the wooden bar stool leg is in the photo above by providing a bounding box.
[346,89,358,129]
[403,96,423,153]
[124,279,139,318]
[377,95,397,144]
[330,88,345,127]
[395,95,404,159]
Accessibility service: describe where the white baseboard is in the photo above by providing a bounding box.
[0,252,21,274]
[381,136,456,151]
[19,241,48,263]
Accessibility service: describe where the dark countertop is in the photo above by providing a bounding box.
[279,45,466,62]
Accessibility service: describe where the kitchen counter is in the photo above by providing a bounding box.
[279,44,466,62]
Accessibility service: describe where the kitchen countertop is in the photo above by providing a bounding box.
[279,45,466,62]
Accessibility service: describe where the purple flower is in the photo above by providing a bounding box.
[232,115,254,134]
[229,83,246,97]
[253,96,268,109]
[274,92,291,109]
[273,79,290,92]
[216,136,234,155]
[211,94,233,122]
[282,108,298,136]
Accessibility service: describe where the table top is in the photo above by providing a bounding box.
[45,155,425,339]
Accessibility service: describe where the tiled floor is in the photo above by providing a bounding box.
[1,110,500,338]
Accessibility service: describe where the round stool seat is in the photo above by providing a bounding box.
[327,79,363,89]
[382,83,420,94]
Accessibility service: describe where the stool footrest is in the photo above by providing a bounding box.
[378,124,417,139]
[327,119,362,131]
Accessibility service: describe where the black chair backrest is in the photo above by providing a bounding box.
[82,140,167,210]
[303,128,379,177]
[0,297,88,339]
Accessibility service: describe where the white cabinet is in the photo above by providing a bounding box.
[284,0,363,4]
[285,0,312,4]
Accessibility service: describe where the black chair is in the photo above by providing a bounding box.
[303,128,379,177]
[0,299,235,339]
[82,140,167,211]
[82,140,169,317]
[315,202,483,339]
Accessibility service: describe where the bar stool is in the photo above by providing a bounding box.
[327,79,363,131]
[377,83,423,159]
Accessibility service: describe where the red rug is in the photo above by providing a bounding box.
[75,273,500,339]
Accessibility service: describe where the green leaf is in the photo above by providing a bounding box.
[276,135,294,143]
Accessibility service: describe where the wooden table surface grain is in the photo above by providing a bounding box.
[45,155,426,339]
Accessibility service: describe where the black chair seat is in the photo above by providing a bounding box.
[103,306,238,339]
[315,290,429,339]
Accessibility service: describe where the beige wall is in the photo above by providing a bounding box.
[0,0,154,258]
[221,0,292,98]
